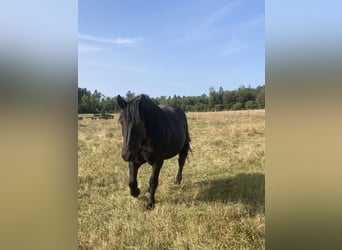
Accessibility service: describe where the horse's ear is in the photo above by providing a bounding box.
[117,95,127,109]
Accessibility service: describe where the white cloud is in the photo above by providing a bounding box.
[176,0,242,42]
[78,44,102,53]
[78,34,143,47]
[238,14,264,31]
[221,42,246,57]
[201,0,241,31]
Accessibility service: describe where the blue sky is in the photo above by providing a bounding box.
[78,0,264,98]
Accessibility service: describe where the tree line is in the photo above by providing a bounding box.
[78,85,265,113]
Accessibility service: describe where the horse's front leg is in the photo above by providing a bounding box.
[146,160,163,209]
[128,162,142,197]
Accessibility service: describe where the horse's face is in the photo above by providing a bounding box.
[117,95,145,162]
[118,114,143,162]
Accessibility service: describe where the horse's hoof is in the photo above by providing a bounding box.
[146,203,154,210]
[130,188,140,197]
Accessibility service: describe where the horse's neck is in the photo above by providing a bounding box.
[143,106,164,137]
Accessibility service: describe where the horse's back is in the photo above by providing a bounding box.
[157,105,189,158]
[160,105,188,131]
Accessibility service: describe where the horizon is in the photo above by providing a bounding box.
[78,83,265,99]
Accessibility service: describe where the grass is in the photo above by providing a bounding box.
[78,110,265,249]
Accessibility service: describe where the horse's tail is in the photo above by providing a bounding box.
[186,129,192,155]
[181,124,192,161]
[179,110,192,161]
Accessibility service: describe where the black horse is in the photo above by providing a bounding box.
[117,94,191,209]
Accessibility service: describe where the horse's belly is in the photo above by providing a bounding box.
[162,151,179,160]
[161,137,186,159]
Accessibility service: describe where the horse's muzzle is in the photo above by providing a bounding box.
[122,151,139,162]
[121,152,132,162]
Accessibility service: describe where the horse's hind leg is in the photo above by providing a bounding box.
[175,144,189,184]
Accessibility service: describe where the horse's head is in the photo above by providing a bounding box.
[117,95,146,162]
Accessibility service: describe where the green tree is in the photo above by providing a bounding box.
[80,95,91,113]
[222,91,235,110]
[91,90,103,112]
[126,91,135,101]
[158,96,168,105]
[256,86,265,108]
[78,84,264,113]
[209,87,218,110]
[101,97,117,113]
[244,100,258,109]
[231,102,243,110]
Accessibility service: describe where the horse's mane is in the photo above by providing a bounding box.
[126,94,162,135]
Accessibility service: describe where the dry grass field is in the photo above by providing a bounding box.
[78,110,265,249]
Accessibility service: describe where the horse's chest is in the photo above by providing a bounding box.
[140,141,180,163]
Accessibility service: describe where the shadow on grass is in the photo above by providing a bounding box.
[196,173,265,215]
